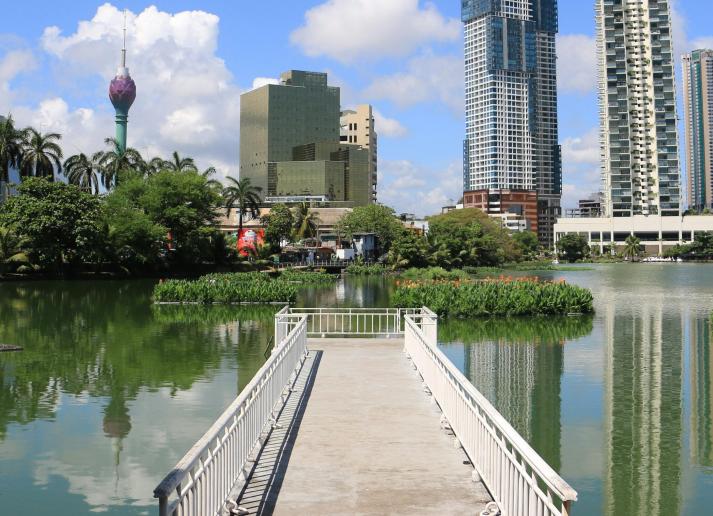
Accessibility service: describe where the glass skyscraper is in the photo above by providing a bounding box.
[596,0,681,217]
[462,0,561,246]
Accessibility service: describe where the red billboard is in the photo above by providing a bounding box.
[237,229,265,256]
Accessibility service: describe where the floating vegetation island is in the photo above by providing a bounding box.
[393,277,594,318]
[153,270,336,305]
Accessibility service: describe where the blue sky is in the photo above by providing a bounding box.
[1,0,711,214]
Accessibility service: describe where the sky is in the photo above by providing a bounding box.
[1,0,712,215]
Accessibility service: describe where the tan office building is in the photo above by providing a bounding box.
[341,105,378,202]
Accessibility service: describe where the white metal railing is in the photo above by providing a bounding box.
[404,309,578,516]
[153,315,309,516]
[277,307,419,337]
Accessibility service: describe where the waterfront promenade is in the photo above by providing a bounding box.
[154,308,577,516]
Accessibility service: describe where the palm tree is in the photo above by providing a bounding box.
[164,151,198,173]
[0,227,30,273]
[201,166,222,191]
[144,156,167,177]
[0,116,25,189]
[63,153,100,194]
[20,128,63,180]
[95,137,145,190]
[623,235,642,261]
[222,176,262,233]
[293,202,320,240]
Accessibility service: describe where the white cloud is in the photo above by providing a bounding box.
[290,0,460,64]
[561,127,599,166]
[0,49,36,106]
[364,53,463,112]
[378,159,462,216]
[4,4,245,181]
[251,77,279,90]
[557,34,597,95]
[373,109,407,138]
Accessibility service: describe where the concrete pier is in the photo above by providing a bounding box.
[235,339,492,515]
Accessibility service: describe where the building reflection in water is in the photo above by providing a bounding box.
[690,317,713,469]
[604,302,683,516]
[455,318,574,471]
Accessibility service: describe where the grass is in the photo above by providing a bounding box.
[392,277,594,317]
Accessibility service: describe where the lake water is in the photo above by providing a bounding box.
[1,265,712,515]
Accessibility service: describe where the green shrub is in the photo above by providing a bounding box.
[393,279,594,317]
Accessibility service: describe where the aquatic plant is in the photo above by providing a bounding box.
[399,267,471,282]
[153,275,296,304]
[279,269,337,284]
[392,277,594,317]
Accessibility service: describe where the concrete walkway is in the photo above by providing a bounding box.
[235,338,492,515]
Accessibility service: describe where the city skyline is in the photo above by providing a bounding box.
[1,1,713,215]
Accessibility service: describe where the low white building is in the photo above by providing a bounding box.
[554,215,713,255]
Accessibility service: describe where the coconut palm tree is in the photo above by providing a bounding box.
[164,151,198,173]
[0,226,30,273]
[200,166,222,192]
[623,235,642,261]
[95,137,145,190]
[222,176,262,233]
[144,156,167,177]
[293,202,320,240]
[20,128,63,180]
[63,153,100,194]
[0,115,24,190]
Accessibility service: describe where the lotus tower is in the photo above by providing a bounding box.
[108,20,136,153]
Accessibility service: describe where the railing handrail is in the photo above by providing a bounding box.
[404,313,577,511]
[153,314,308,502]
[279,307,422,337]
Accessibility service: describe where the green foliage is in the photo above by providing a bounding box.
[336,204,404,253]
[400,267,470,281]
[427,208,519,268]
[623,235,642,260]
[107,170,222,266]
[387,230,430,269]
[512,231,540,260]
[0,178,103,270]
[0,115,24,185]
[94,137,145,189]
[153,274,297,304]
[557,234,590,263]
[393,279,594,317]
[261,203,294,249]
[63,153,99,194]
[20,128,63,180]
[0,226,30,273]
[665,232,713,260]
[344,263,388,275]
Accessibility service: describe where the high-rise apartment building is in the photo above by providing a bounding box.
[462,0,561,246]
[240,70,340,196]
[341,105,378,202]
[596,0,681,217]
[682,49,713,212]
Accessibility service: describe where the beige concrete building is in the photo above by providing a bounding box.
[341,105,377,202]
[554,215,713,255]
[240,70,340,196]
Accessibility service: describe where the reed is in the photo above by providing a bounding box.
[153,275,297,304]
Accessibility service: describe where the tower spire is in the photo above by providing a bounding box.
[108,8,136,154]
